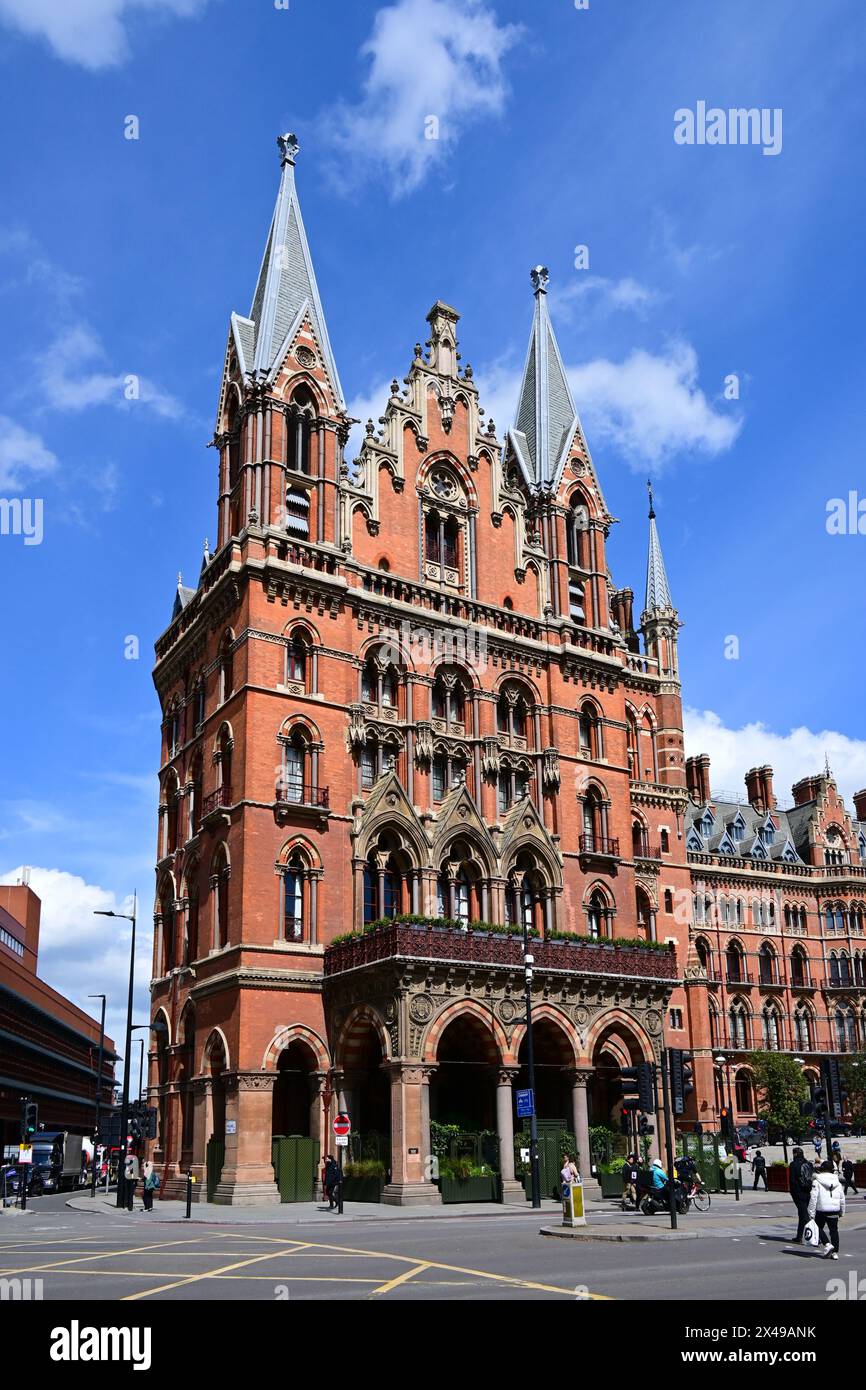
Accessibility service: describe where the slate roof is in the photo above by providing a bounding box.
[685,798,807,863]
[235,134,344,406]
[508,267,580,491]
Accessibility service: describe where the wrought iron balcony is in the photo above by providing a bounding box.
[633,841,662,861]
[275,781,330,809]
[324,920,678,982]
[201,785,231,821]
[579,834,620,858]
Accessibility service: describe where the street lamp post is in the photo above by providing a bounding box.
[94,895,137,1209]
[87,993,106,1199]
[715,1053,740,1202]
[523,908,541,1210]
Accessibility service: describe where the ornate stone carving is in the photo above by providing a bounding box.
[415,721,434,766]
[409,994,434,1024]
[481,736,501,778]
[347,703,368,751]
[542,747,561,791]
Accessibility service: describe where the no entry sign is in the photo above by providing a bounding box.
[333,1112,351,1138]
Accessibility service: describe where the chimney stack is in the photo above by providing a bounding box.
[760,765,775,811]
[696,753,711,804]
[792,775,820,807]
[745,767,765,812]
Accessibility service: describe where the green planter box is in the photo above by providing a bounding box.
[438,1175,499,1204]
[341,1176,384,1203]
[598,1170,625,1199]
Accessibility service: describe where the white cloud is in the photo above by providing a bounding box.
[322,0,522,197]
[551,275,658,323]
[684,708,866,814]
[0,415,58,490]
[569,341,741,467]
[36,324,183,420]
[0,0,208,70]
[474,340,739,468]
[0,867,153,1071]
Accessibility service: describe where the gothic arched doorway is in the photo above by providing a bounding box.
[272,1040,318,1138]
[430,1013,499,1131]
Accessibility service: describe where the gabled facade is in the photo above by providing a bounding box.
[148,137,863,1204]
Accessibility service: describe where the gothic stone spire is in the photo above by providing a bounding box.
[508,267,580,491]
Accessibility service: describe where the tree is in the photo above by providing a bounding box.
[747,1052,809,1158]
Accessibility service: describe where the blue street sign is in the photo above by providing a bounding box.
[516,1088,535,1118]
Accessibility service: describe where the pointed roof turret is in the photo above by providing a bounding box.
[230,134,344,407]
[644,481,675,615]
[508,267,580,490]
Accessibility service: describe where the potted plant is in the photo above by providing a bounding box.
[341,1158,386,1202]
[596,1156,626,1198]
[436,1157,499,1203]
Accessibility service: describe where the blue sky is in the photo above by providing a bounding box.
[1,0,865,1050]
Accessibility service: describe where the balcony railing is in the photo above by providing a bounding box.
[822,976,864,991]
[201,785,231,819]
[275,781,330,809]
[633,842,662,861]
[725,969,754,986]
[324,921,678,981]
[579,834,620,858]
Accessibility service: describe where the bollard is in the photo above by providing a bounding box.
[186,1171,194,1218]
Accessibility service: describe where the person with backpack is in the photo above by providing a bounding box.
[807,1158,846,1259]
[142,1161,161,1212]
[751,1149,768,1190]
[323,1154,341,1211]
[840,1156,858,1195]
[789,1146,814,1244]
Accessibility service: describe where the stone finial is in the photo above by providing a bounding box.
[530,265,550,293]
[277,132,300,166]
[647,477,655,519]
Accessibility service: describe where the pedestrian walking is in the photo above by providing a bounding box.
[807,1159,846,1259]
[812,1133,823,1160]
[751,1148,768,1190]
[840,1157,858,1195]
[142,1161,161,1211]
[561,1153,580,1189]
[323,1154,340,1211]
[789,1146,814,1243]
[124,1154,140,1211]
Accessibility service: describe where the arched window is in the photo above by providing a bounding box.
[158,886,175,975]
[432,670,468,730]
[758,943,776,986]
[281,730,308,803]
[497,761,529,814]
[566,493,592,569]
[361,652,400,710]
[762,1006,782,1051]
[212,848,230,950]
[586,889,610,940]
[577,702,601,760]
[726,942,745,985]
[287,630,310,686]
[497,683,530,743]
[729,1003,749,1049]
[188,755,203,840]
[581,787,608,852]
[626,714,639,778]
[632,820,648,858]
[185,877,199,966]
[193,677,205,731]
[360,734,399,791]
[835,1007,857,1053]
[437,840,486,926]
[640,712,658,782]
[695,936,713,976]
[423,468,467,588]
[282,851,305,940]
[794,1006,812,1051]
[735,1070,753,1111]
[790,946,808,988]
[216,725,232,802]
[219,632,234,705]
[163,772,181,856]
[287,389,315,475]
[635,888,654,941]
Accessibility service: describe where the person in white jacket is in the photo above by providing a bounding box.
[807,1159,846,1258]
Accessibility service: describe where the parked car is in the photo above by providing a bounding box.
[735,1124,766,1150]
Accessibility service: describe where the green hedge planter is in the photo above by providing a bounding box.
[341,1176,384,1203]
[438,1175,499,1204]
[598,1171,625,1199]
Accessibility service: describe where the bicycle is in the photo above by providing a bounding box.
[683,1177,711,1213]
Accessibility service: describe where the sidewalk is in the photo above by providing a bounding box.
[64,1185,866,1236]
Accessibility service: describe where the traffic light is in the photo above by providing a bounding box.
[21,1099,38,1139]
[824,1058,847,1120]
[621,1099,639,1136]
[621,1062,655,1114]
[670,1049,695,1116]
[638,1114,654,1137]
[719,1106,735,1142]
[812,1085,827,1123]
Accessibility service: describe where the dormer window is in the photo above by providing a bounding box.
[730,818,745,843]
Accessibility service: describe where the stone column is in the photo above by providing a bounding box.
[381,1063,442,1206]
[496,1067,525,1205]
[570,1066,593,1182]
[188,1077,210,1203]
[212,1072,281,1206]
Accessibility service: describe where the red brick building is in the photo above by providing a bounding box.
[0,882,115,1149]
[149,136,865,1202]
